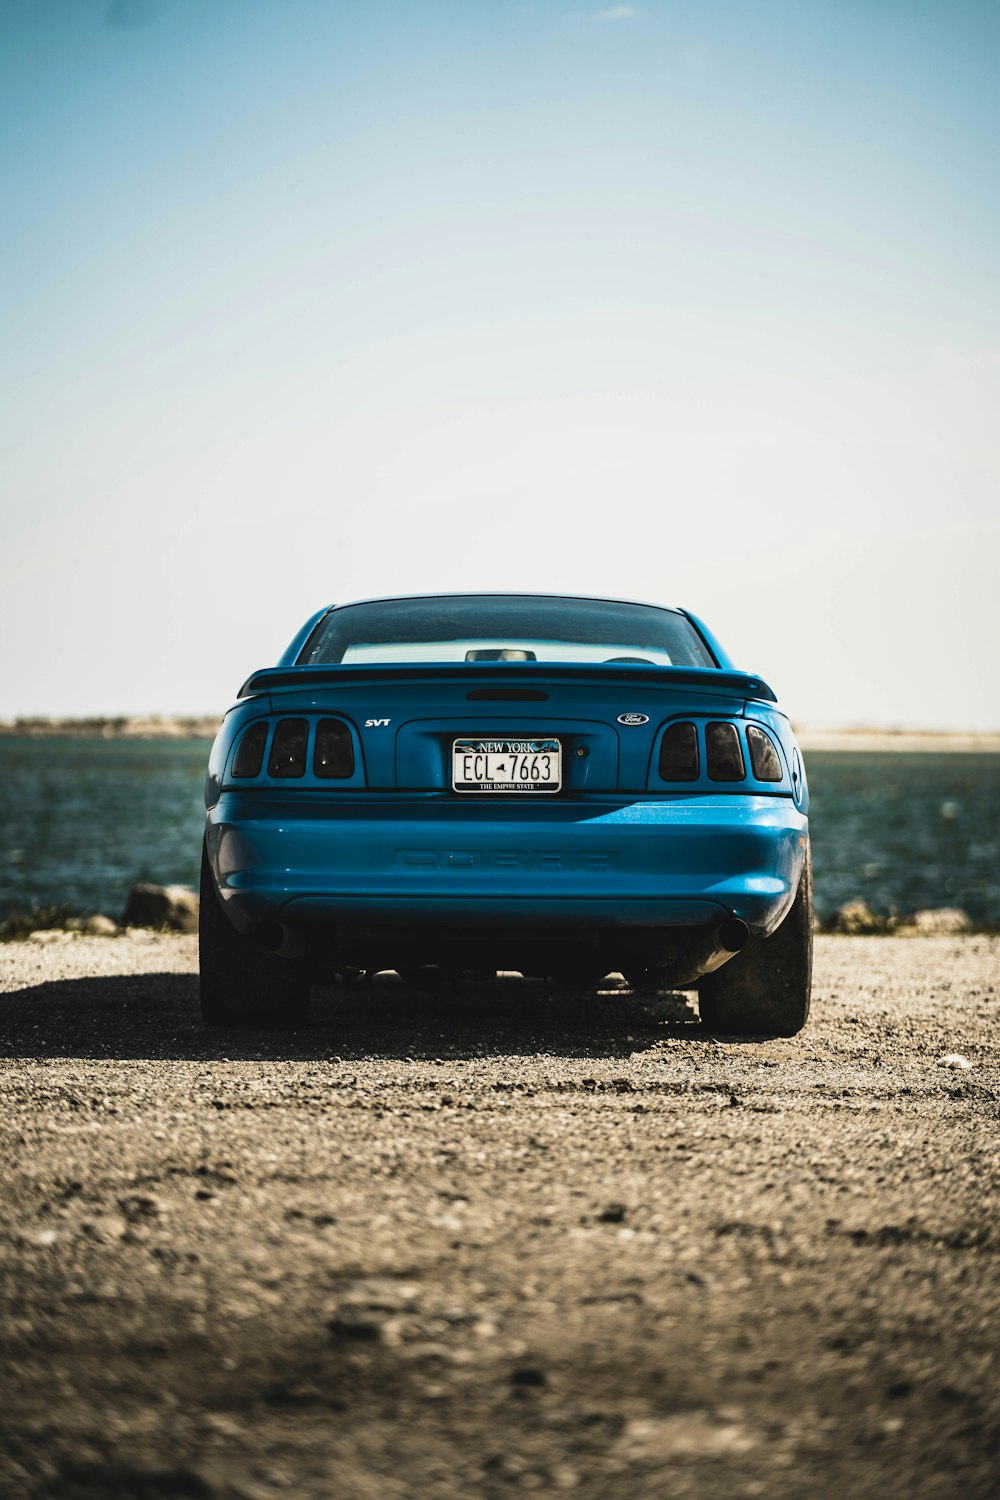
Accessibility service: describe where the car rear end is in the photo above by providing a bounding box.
[203,596,808,982]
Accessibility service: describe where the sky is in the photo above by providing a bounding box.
[1,0,998,728]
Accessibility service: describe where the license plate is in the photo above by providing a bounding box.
[452,738,562,793]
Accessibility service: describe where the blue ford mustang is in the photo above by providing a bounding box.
[201,594,812,1035]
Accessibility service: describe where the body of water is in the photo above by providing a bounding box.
[0,739,997,925]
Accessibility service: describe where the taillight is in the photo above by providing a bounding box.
[232,722,268,778]
[314,719,354,778]
[746,725,782,782]
[659,721,699,781]
[705,722,746,781]
[268,718,309,778]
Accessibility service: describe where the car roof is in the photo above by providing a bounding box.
[323,592,683,613]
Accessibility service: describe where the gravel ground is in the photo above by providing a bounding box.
[1,932,998,1500]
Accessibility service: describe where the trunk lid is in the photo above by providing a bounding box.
[240,663,773,793]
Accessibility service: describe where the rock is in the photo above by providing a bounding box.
[598,1203,628,1224]
[78,1213,129,1242]
[937,1053,972,1070]
[263,1379,325,1406]
[18,1226,60,1248]
[327,1313,383,1341]
[826,901,889,935]
[338,1279,421,1314]
[122,883,199,933]
[618,1411,755,1459]
[118,1191,165,1220]
[82,913,119,936]
[909,908,972,936]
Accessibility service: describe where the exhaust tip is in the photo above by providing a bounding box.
[718,918,750,953]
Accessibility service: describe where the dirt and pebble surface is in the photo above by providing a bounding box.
[1,932,998,1499]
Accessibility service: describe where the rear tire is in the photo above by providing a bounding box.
[698,841,813,1038]
[199,845,310,1028]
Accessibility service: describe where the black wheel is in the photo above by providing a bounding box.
[698,841,813,1038]
[199,845,310,1028]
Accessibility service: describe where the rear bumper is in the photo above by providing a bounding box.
[207,790,808,937]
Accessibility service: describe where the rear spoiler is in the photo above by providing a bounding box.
[238,662,777,703]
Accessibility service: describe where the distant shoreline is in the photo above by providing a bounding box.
[0,716,222,740]
[794,727,1000,753]
[1,716,998,751]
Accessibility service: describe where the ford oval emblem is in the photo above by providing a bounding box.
[617,713,649,726]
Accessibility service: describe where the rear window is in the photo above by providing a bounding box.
[298,596,716,669]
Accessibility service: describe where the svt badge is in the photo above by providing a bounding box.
[617,713,649,726]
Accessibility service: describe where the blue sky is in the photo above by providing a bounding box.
[2,0,998,726]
